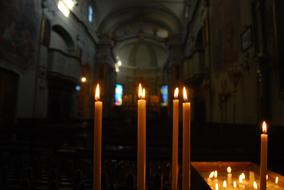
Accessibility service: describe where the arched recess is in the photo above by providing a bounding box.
[52,25,75,49]
[128,42,157,68]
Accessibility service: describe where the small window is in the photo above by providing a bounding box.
[160,85,168,106]
[88,5,93,23]
[114,84,123,106]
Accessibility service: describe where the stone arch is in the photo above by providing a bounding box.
[52,25,74,49]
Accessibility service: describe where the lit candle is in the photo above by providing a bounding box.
[137,83,146,190]
[233,181,237,188]
[208,171,214,186]
[260,121,268,190]
[223,180,227,188]
[275,176,279,184]
[227,167,232,187]
[253,181,258,189]
[94,84,102,190]
[182,87,191,190]
[215,183,219,190]
[209,171,215,179]
[171,87,179,190]
[241,173,246,181]
[214,170,218,178]
[239,174,244,184]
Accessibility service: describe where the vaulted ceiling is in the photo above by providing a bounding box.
[96,0,187,41]
[95,0,188,82]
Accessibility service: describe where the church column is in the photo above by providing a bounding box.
[32,7,50,119]
[95,35,116,117]
[254,0,271,120]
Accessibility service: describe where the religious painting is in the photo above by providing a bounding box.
[0,1,39,70]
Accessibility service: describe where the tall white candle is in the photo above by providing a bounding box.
[172,87,179,190]
[233,181,237,188]
[137,84,146,190]
[260,121,268,190]
[182,87,191,190]
[94,84,102,190]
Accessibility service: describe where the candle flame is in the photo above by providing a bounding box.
[214,170,218,178]
[239,177,243,183]
[209,171,214,179]
[183,87,188,101]
[233,181,237,188]
[174,87,179,98]
[266,174,269,180]
[95,84,100,100]
[138,83,143,99]
[253,181,258,189]
[142,88,146,98]
[241,173,245,180]
[275,176,279,184]
[215,183,219,190]
[227,166,232,174]
[223,180,227,188]
[262,121,267,133]
[238,173,246,184]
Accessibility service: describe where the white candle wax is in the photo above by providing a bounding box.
[260,121,268,190]
[182,87,191,190]
[94,84,102,190]
[171,88,179,190]
[137,84,146,190]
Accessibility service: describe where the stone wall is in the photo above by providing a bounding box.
[178,0,283,125]
[0,0,99,121]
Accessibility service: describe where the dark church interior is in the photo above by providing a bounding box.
[0,0,284,189]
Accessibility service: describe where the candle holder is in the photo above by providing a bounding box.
[192,162,284,190]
